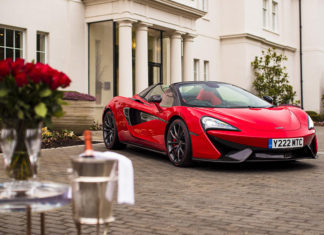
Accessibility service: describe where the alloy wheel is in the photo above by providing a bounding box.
[103,111,115,148]
[167,120,191,166]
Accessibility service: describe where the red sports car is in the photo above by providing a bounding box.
[102,81,318,166]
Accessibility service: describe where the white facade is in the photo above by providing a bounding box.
[1,0,324,119]
[0,0,87,93]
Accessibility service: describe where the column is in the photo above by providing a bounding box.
[118,20,133,97]
[183,34,194,82]
[135,23,149,94]
[170,31,182,83]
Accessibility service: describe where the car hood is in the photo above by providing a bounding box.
[194,107,301,131]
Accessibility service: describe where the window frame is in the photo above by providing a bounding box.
[0,26,24,61]
[271,1,278,32]
[203,60,209,81]
[197,0,208,11]
[194,59,200,81]
[262,0,269,28]
[36,32,48,63]
[262,0,279,33]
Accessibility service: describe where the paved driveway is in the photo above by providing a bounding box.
[0,128,323,234]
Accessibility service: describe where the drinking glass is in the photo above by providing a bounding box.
[0,128,17,196]
[24,125,42,179]
[0,129,17,176]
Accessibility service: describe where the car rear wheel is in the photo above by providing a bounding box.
[167,119,192,167]
[103,110,125,149]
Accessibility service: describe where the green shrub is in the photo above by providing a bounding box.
[306,111,324,122]
[251,48,298,105]
[42,127,81,148]
[90,121,103,131]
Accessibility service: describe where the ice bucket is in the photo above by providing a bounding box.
[70,157,118,225]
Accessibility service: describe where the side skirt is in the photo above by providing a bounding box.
[122,142,167,156]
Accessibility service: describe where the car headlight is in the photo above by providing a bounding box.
[308,115,314,129]
[201,116,239,131]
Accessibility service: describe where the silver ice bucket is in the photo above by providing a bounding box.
[70,157,118,225]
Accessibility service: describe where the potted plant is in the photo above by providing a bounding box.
[0,58,71,181]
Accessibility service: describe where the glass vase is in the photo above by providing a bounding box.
[0,120,42,194]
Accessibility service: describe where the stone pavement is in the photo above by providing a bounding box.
[0,128,324,234]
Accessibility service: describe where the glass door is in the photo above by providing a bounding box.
[148,29,162,85]
[148,62,161,85]
[89,21,114,105]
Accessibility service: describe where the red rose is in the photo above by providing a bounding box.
[39,64,55,85]
[50,74,61,90]
[15,71,28,87]
[0,59,11,79]
[24,62,34,73]
[59,72,71,88]
[12,58,25,76]
[27,64,42,84]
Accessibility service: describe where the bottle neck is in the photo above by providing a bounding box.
[84,149,94,157]
[83,130,94,157]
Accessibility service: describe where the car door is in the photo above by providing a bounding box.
[123,84,174,151]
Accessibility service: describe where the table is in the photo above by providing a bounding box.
[0,181,71,235]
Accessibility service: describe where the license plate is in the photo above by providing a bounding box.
[268,138,304,149]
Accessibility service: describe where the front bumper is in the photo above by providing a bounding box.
[207,135,318,163]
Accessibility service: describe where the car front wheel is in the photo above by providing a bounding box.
[166,119,192,167]
[103,110,125,149]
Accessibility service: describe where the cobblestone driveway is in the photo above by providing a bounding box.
[0,128,324,234]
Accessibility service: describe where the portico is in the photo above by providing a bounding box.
[84,0,205,103]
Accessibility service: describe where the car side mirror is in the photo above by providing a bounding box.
[148,95,162,103]
[263,96,273,104]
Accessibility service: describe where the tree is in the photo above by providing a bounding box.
[251,48,298,105]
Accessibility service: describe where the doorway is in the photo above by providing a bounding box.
[148,29,163,85]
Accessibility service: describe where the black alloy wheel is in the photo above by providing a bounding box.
[166,119,192,167]
[103,110,124,149]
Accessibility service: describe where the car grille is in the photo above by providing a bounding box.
[208,135,317,161]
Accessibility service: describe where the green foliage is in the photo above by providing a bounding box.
[90,121,103,131]
[0,58,71,127]
[251,48,298,105]
[42,127,77,140]
[42,127,80,148]
[0,77,65,125]
[306,111,324,122]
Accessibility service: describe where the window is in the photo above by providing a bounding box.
[194,59,199,81]
[145,84,168,100]
[197,0,208,11]
[202,0,208,11]
[262,0,268,28]
[263,0,278,32]
[272,1,278,31]
[160,87,175,107]
[36,32,47,63]
[0,27,23,60]
[203,61,209,81]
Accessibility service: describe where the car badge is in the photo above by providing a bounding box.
[275,127,284,129]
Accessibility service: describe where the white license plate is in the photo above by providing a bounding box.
[268,138,304,149]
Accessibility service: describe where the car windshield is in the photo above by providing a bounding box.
[177,82,273,108]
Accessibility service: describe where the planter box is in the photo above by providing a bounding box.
[52,100,96,135]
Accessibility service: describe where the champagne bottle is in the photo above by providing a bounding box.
[83,130,94,158]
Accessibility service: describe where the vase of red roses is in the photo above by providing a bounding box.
[0,58,71,185]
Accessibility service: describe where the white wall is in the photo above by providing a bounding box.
[218,0,307,108]
[1,0,323,113]
[302,0,324,113]
[0,0,87,93]
[194,0,220,82]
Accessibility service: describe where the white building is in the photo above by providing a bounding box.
[1,0,323,121]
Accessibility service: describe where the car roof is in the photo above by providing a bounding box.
[171,81,231,87]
